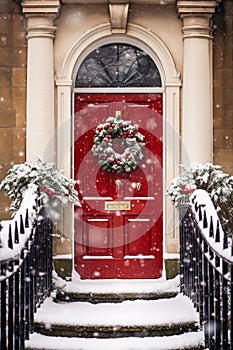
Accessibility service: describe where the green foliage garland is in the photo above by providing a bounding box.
[0,157,81,213]
[167,162,233,236]
[92,115,145,173]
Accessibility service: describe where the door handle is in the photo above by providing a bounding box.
[136,182,142,191]
[115,179,121,190]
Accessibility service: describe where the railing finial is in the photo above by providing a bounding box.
[14,221,19,244]
[198,205,203,221]
[194,202,198,212]
[209,216,214,237]
[20,214,25,234]
[215,220,220,243]
[25,208,29,228]
[203,210,208,229]
[223,232,228,250]
[8,224,13,249]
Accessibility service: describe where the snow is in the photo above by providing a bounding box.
[32,293,199,327]
[190,189,233,262]
[25,287,204,350]
[26,331,205,350]
[164,253,180,260]
[53,272,180,295]
[0,188,37,263]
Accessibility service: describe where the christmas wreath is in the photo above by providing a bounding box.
[92,115,145,173]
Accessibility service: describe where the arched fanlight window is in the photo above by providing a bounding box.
[75,43,162,88]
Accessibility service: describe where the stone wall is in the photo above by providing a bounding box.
[213,0,233,175]
[0,0,27,220]
[0,0,233,221]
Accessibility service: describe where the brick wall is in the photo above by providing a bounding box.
[0,0,27,220]
[213,0,233,175]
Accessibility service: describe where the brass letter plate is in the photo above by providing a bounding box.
[105,201,131,211]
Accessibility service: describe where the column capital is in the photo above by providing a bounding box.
[22,0,60,39]
[22,0,60,16]
[177,0,221,38]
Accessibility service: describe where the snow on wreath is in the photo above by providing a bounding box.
[92,114,145,173]
[0,157,81,214]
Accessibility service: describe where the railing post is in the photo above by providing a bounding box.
[215,256,221,348]
[231,265,233,349]
[222,261,229,348]
[8,261,14,350]
[179,203,190,295]
[15,258,20,350]
[0,264,7,350]
[203,239,209,348]
[20,252,26,350]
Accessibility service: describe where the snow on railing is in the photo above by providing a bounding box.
[180,189,233,350]
[0,188,53,350]
[0,188,37,264]
[190,189,233,263]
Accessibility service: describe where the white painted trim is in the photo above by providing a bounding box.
[73,87,164,94]
[124,197,155,200]
[124,255,155,259]
[83,197,113,200]
[83,255,114,259]
[87,219,109,222]
[128,219,150,222]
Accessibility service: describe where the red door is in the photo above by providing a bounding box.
[74,93,163,279]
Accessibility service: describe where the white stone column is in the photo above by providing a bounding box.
[177,1,218,164]
[22,1,60,163]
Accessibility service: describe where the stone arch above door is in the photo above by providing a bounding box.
[56,23,180,86]
[55,22,181,256]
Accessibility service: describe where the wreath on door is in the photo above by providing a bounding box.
[92,115,145,173]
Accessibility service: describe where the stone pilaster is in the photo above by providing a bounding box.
[177,0,220,164]
[22,0,60,162]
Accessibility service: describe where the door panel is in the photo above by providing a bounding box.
[74,94,163,279]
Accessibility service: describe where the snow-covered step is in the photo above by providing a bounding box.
[54,274,180,303]
[32,294,199,338]
[25,331,205,350]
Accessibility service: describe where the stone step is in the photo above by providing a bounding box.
[53,274,180,303]
[25,276,205,350]
[55,288,179,303]
[31,294,200,338]
[25,331,205,350]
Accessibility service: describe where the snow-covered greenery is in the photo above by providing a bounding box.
[167,163,233,236]
[0,157,81,214]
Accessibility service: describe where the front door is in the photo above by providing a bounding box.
[74,93,163,279]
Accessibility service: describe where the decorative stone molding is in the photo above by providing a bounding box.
[22,0,60,36]
[22,0,60,15]
[108,0,130,33]
[62,0,175,4]
[177,0,220,38]
[26,25,57,39]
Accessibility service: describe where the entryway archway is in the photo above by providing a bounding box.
[55,24,181,280]
[73,43,163,279]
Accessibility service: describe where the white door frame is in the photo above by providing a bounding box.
[55,23,181,274]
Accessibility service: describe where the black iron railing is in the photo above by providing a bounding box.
[0,200,53,350]
[180,190,233,349]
